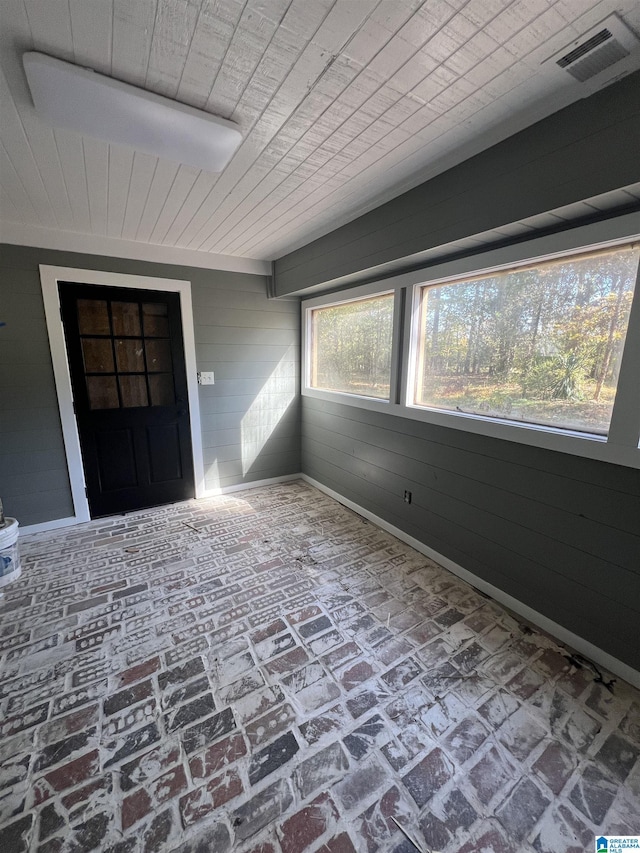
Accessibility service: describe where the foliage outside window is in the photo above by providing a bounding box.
[413,246,640,435]
[309,292,394,400]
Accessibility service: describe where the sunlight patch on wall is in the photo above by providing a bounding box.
[241,348,296,476]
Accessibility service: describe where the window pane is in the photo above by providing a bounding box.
[77,299,110,335]
[81,338,114,373]
[414,246,640,435]
[119,375,148,407]
[86,375,119,409]
[145,339,172,373]
[310,293,394,399]
[149,373,175,406]
[115,339,145,372]
[143,303,169,337]
[111,301,141,336]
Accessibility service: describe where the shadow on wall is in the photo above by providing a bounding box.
[202,347,300,492]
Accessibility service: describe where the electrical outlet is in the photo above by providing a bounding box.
[197,371,215,385]
[403,490,412,504]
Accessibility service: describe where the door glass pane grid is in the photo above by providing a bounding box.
[78,297,119,410]
[113,301,149,408]
[79,297,175,409]
[141,302,174,405]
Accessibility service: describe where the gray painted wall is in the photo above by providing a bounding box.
[302,397,640,670]
[274,70,640,295]
[0,244,300,526]
[276,73,640,670]
[1,250,74,526]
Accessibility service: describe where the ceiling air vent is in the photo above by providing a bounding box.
[557,28,629,81]
[547,14,640,86]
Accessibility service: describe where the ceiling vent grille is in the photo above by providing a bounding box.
[556,28,629,81]
[546,14,640,87]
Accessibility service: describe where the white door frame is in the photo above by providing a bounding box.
[40,265,205,527]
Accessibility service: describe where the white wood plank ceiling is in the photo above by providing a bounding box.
[1,0,639,263]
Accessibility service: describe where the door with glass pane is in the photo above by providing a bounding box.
[59,282,194,517]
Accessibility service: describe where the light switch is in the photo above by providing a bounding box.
[197,371,215,385]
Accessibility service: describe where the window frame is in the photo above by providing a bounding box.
[301,213,640,469]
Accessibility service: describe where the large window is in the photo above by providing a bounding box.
[302,221,640,469]
[412,246,640,435]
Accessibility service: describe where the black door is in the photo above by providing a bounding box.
[59,282,195,517]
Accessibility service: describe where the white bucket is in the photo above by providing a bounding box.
[0,518,21,588]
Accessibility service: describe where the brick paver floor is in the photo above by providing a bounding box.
[1,480,638,852]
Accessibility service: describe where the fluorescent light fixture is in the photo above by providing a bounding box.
[23,52,242,173]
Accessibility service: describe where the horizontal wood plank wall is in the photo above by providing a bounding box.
[0,258,74,525]
[274,71,640,295]
[302,396,640,670]
[0,244,301,525]
[191,275,300,492]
